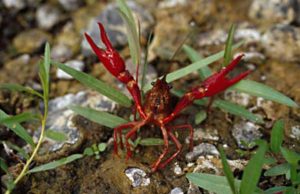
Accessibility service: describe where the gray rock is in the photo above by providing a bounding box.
[124,167,150,187]
[56,60,84,79]
[58,0,82,11]
[36,4,61,30]
[82,1,154,56]
[248,0,296,25]
[290,125,300,140]
[231,121,262,149]
[35,90,117,162]
[13,29,52,53]
[3,0,26,10]
[170,187,184,194]
[51,43,73,61]
[261,24,300,62]
[185,143,219,162]
[158,0,187,8]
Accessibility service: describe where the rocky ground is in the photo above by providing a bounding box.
[1,0,300,193]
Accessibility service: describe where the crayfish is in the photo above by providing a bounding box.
[85,23,251,172]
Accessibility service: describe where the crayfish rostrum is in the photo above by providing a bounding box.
[85,23,251,172]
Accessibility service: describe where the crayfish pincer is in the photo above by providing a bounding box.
[85,22,251,172]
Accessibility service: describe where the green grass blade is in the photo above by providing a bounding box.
[264,163,290,177]
[264,186,288,194]
[0,112,38,125]
[118,10,140,67]
[3,141,29,160]
[116,0,136,28]
[141,32,152,91]
[44,42,51,83]
[0,157,8,173]
[69,105,128,128]
[45,129,67,142]
[219,147,237,194]
[0,109,35,147]
[270,119,284,153]
[215,99,263,124]
[27,154,83,174]
[53,61,131,107]
[172,90,263,123]
[223,24,235,67]
[280,147,300,165]
[117,0,140,66]
[186,173,241,194]
[39,43,51,101]
[194,110,207,125]
[143,41,244,92]
[0,83,43,98]
[139,138,164,146]
[231,80,298,108]
[240,140,268,194]
[182,44,212,80]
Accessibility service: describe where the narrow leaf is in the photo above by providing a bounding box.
[0,83,43,98]
[45,129,67,142]
[44,42,51,83]
[143,41,244,92]
[4,141,30,160]
[28,154,83,174]
[223,24,235,66]
[69,105,128,128]
[231,80,298,108]
[270,119,284,153]
[264,186,288,194]
[240,140,268,194]
[219,147,237,194]
[264,163,290,177]
[0,110,34,147]
[187,173,246,194]
[53,61,131,107]
[280,147,300,165]
[0,112,38,125]
[0,157,8,173]
[194,110,207,125]
[139,138,164,146]
[118,10,140,67]
[117,0,140,66]
[215,99,263,124]
[182,44,212,80]
[172,90,263,123]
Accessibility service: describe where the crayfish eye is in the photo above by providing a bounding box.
[168,84,173,89]
[151,81,155,86]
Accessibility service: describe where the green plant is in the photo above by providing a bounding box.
[0,43,51,194]
[187,120,300,194]
[186,140,267,194]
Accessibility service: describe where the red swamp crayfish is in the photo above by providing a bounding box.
[85,23,251,172]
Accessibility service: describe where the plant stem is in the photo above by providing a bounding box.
[5,103,48,194]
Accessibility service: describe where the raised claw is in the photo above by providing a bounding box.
[163,54,251,124]
[84,22,125,77]
[198,54,251,97]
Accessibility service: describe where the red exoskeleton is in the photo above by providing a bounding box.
[85,23,251,172]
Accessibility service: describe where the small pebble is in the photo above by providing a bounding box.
[231,121,262,149]
[124,167,150,187]
[185,143,219,162]
[170,187,184,194]
[56,60,84,79]
[36,4,61,30]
